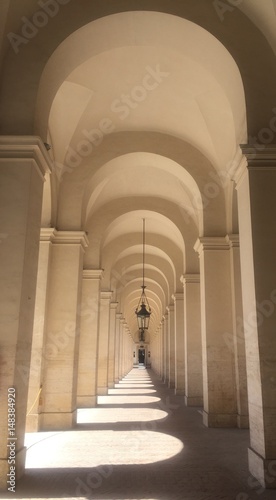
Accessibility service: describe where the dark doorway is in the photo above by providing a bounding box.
[138,348,145,364]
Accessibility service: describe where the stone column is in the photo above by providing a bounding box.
[97,291,112,395]
[122,324,128,376]
[164,312,169,383]
[167,304,175,388]
[161,317,166,382]
[114,313,122,383]
[149,333,155,371]
[181,274,203,407]
[108,302,118,388]
[155,324,162,377]
[226,235,249,428]
[194,237,237,427]
[173,293,185,395]
[157,326,161,376]
[40,231,88,430]
[26,228,54,432]
[233,146,276,488]
[125,330,129,375]
[119,318,125,379]
[77,270,103,407]
[128,334,133,373]
[129,335,134,373]
[120,324,126,375]
[159,320,164,379]
[125,329,132,375]
[0,137,51,487]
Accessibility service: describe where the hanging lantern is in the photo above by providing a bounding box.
[135,219,151,331]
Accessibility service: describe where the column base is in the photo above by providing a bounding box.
[108,382,114,389]
[77,395,97,408]
[237,414,249,429]
[168,381,175,389]
[97,387,108,395]
[248,448,276,489]
[0,445,26,491]
[175,388,185,396]
[39,409,77,430]
[25,413,39,433]
[203,410,237,428]
[185,396,203,407]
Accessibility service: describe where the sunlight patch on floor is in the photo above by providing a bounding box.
[25,430,183,468]
[108,388,156,394]
[119,379,152,382]
[97,395,161,405]
[77,407,167,423]
[115,383,154,388]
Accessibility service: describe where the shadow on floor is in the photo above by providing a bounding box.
[2,369,275,500]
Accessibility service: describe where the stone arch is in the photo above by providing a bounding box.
[1,0,274,140]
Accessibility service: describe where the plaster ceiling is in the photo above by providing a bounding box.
[1,1,275,338]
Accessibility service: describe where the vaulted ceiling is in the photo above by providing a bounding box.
[1,0,275,340]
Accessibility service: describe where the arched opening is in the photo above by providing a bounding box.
[2,1,276,496]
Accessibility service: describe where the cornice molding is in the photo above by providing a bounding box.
[181,274,200,284]
[83,269,104,280]
[194,237,229,255]
[52,231,89,251]
[100,291,113,300]
[40,227,55,242]
[231,145,276,187]
[0,136,53,180]
[241,144,276,165]
[231,153,248,186]
[226,234,239,248]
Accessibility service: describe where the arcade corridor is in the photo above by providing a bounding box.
[1,1,276,494]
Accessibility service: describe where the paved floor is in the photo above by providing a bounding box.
[2,368,276,500]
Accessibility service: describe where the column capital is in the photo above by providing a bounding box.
[230,148,248,186]
[172,293,184,302]
[166,304,174,313]
[231,145,276,187]
[194,237,229,255]
[181,273,200,284]
[110,302,119,309]
[226,234,240,248]
[241,144,276,166]
[100,291,113,300]
[116,312,122,320]
[52,230,89,251]
[0,135,53,180]
[83,269,104,280]
[40,227,55,242]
